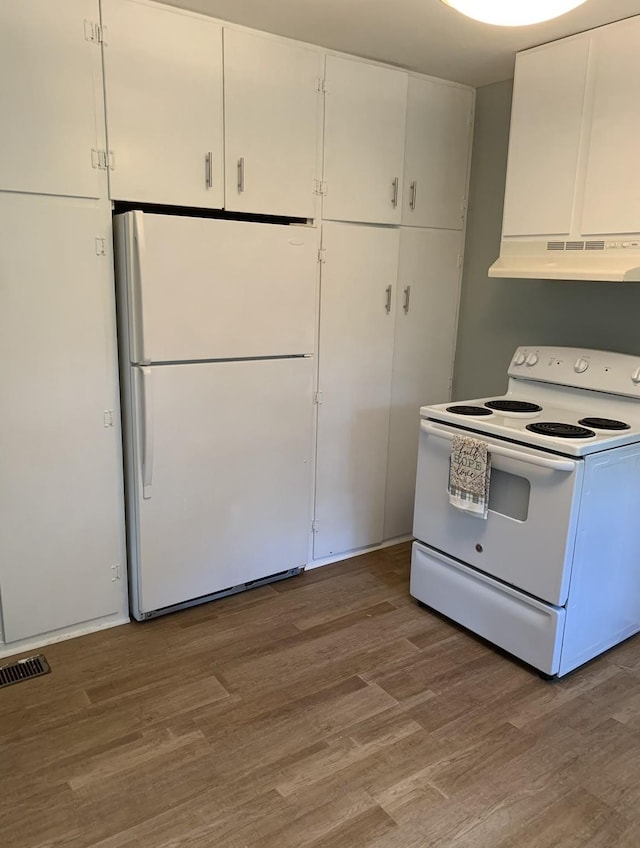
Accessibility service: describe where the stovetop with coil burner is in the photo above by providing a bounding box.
[425,346,640,457]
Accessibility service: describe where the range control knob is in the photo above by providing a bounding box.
[574,357,589,374]
[632,367,640,384]
[513,352,526,366]
[525,353,539,366]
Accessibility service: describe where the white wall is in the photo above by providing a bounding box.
[454,79,640,401]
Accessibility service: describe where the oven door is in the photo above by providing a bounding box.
[413,419,585,606]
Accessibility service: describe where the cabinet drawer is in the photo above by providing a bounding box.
[410,542,565,675]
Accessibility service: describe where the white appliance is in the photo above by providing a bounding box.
[489,239,640,283]
[411,346,640,677]
[115,211,318,620]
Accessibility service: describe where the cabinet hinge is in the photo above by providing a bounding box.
[103,409,114,427]
[312,519,319,533]
[91,149,115,171]
[457,255,464,269]
[316,77,327,93]
[84,20,104,44]
[314,179,328,197]
[314,391,323,405]
[111,564,121,582]
[318,247,327,263]
[95,236,107,256]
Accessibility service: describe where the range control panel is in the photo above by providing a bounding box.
[508,346,640,397]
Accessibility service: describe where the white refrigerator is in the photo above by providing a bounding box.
[115,211,318,620]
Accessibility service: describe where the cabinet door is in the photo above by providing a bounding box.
[384,227,463,540]
[102,0,224,209]
[314,223,398,559]
[0,193,126,644]
[402,78,473,230]
[502,37,590,238]
[0,0,106,199]
[224,29,321,218]
[581,17,640,236]
[323,56,408,225]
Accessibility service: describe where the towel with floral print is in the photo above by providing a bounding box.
[448,434,491,519]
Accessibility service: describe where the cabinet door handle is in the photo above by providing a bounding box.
[205,152,213,189]
[403,285,411,313]
[385,285,393,314]
[237,157,245,193]
[391,177,399,208]
[409,180,417,211]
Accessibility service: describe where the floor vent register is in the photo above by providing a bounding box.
[0,654,51,689]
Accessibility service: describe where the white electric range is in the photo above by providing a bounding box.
[411,346,640,677]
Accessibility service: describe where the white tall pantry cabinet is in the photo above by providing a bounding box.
[314,224,399,558]
[0,196,126,643]
[384,227,465,540]
[315,74,472,560]
[0,0,127,652]
[0,0,474,651]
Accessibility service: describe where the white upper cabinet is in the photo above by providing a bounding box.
[322,56,408,225]
[223,29,322,219]
[581,17,640,236]
[402,78,474,230]
[102,0,224,209]
[502,37,590,238]
[0,0,107,199]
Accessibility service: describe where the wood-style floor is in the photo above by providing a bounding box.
[3,542,640,847]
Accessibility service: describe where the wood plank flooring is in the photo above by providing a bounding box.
[2,542,640,847]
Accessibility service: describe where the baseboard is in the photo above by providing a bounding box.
[306,535,413,570]
[0,613,130,660]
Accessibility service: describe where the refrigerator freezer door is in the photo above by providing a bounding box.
[117,212,318,364]
[127,357,314,616]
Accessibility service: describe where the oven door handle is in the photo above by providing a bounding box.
[420,421,577,472]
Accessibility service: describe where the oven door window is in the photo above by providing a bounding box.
[488,468,530,522]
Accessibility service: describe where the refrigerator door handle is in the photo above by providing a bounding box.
[131,211,149,365]
[139,366,154,499]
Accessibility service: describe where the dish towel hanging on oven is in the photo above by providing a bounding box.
[448,435,491,519]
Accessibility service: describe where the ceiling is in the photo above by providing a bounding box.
[159,0,640,87]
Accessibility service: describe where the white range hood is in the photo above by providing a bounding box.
[489,239,640,283]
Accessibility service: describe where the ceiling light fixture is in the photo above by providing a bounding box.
[440,0,588,27]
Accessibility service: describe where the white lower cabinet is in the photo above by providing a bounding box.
[314,223,463,560]
[384,227,463,539]
[314,222,399,558]
[0,193,127,644]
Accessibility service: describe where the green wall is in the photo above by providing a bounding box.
[453,79,640,401]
